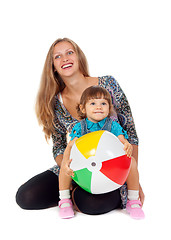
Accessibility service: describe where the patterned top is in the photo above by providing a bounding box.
[52,75,138,159]
[49,75,139,209]
[70,117,129,140]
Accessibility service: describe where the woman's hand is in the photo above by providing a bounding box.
[123,141,133,158]
[139,183,145,205]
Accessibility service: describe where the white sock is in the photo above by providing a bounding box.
[128,190,140,208]
[59,190,71,208]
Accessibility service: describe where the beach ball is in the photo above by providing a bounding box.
[70,130,131,194]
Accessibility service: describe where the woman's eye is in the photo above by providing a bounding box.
[55,55,60,59]
[90,102,95,105]
[102,102,107,105]
[68,51,73,55]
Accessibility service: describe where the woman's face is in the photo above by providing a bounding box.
[53,41,80,78]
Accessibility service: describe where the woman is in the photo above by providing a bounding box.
[16,38,144,215]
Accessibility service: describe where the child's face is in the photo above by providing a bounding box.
[82,98,110,123]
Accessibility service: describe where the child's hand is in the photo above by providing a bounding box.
[61,159,74,177]
[123,142,133,158]
[68,137,78,148]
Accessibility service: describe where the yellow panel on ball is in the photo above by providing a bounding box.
[75,130,104,159]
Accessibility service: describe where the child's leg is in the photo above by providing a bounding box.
[59,170,72,205]
[126,156,139,200]
[58,170,74,218]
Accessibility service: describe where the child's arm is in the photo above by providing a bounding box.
[118,135,133,158]
[60,137,78,177]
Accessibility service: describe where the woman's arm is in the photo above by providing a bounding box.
[132,144,138,163]
[108,76,139,145]
[52,114,67,161]
[132,144,145,205]
[55,154,63,167]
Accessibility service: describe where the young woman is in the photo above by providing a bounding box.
[16,38,145,215]
[58,86,145,219]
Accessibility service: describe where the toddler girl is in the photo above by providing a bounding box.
[58,86,145,219]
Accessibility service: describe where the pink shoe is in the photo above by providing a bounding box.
[126,200,145,220]
[58,199,74,219]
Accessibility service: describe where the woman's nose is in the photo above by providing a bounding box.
[62,57,69,62]
[60,54,69,62]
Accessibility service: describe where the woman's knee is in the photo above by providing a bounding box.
[16,171,59,210]
[16,184,35,210]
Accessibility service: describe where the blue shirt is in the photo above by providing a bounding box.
[70,117,128,140]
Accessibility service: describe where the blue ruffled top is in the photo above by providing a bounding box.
[70,117,128,140]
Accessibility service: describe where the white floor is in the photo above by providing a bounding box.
[2,175,170,240]
[2,197,169,240]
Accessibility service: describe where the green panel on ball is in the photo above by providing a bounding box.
[72,168,92,193]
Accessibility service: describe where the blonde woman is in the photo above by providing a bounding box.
[16,38,144,215]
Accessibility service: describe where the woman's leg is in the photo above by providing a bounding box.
[72,185,121,215]
[16,170,59,210]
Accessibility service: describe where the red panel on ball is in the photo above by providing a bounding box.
[100,155,131,185]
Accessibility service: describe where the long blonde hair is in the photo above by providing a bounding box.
[35,38,90,140]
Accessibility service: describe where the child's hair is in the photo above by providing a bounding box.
[77,86,114,119]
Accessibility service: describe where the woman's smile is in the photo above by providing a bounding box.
[61,63,73,69]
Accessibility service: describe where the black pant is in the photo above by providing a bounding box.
[16,170,121,215]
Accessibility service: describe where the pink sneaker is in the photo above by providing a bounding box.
[126,200,145,220]
[58,199,74,219]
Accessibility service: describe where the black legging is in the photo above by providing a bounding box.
[16,170,121,215]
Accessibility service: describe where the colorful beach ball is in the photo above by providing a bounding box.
[70,130,131,194]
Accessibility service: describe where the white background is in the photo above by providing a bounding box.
[0,0,170,239]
